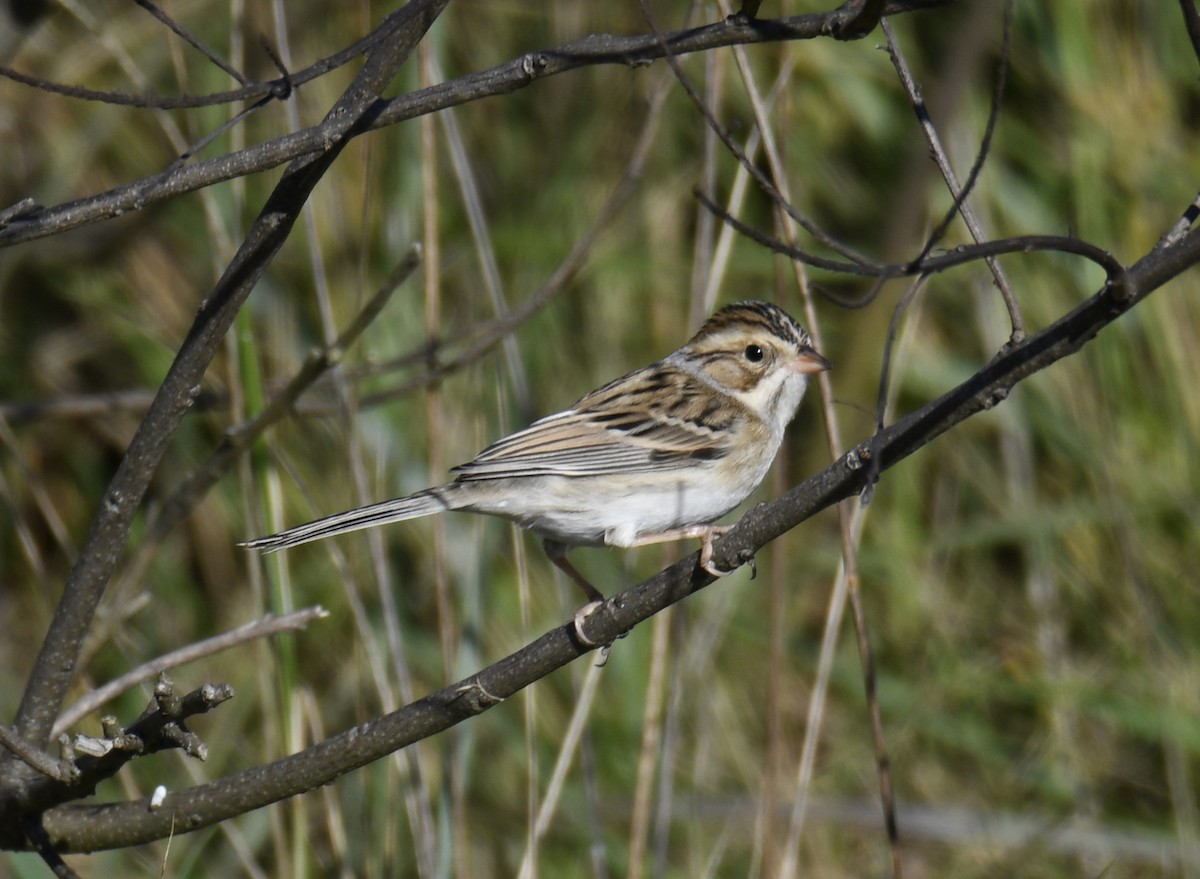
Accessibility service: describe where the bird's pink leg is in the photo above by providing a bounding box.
[542,539,605,603]
[624,524,735,577]
[543,539,606,647]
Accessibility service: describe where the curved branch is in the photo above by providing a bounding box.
[0,0,948,248]
[695,187,1126,286]
[0,7,390,110]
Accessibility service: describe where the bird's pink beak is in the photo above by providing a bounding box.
[791,346,832,375]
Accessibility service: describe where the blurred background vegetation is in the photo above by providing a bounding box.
[1,0,1199,876]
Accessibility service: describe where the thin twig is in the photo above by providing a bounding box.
[351,98,664,411]
[0,12,379,110]
[868,276,929,500]
[53,607,329,737]
[656,38,879,268]
[693,190,1126,283]
[881,7,1023,341]
[170,93,278,167]
[148,244,422,543]
[1179,0,1200,71]
[134,0,249,85]
[707,5,902,871]
[0,725,73,781]
[1156,189,1200,251]
[0,2,948,249]
[0,197,40,227]
[93,246,422,633]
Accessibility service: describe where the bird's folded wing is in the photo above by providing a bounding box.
[451,366,739,481]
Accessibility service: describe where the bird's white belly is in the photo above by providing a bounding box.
[474,473,744,548]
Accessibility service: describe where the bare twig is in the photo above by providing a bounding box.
[0,197,40,227]
[142,246,421,549]
[7,0,449,758]
[134,0,249,85]
[1157,189,1200,251]
[351,108,663,411]
[0,389,212,424]
[0,10,378,110]
[0,1,949,249]
[53,607,329,737]
[693,189,1126,283]
[1180,0,1200,70]
[881,7,1023,341]
[634,5,882,271]
[0,726,74,783]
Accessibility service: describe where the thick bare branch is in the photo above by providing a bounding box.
[33,224,1200,854]
[4,0,450,765]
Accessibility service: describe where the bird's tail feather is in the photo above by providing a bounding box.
[240,486,456,552]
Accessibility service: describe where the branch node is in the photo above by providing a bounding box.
[742,550,758,580]
[828,0,887,40]
[260,35,295,100]
[450,680,506,711]
[154,676,183,718]
[983,386,1010,409]
[1105,271,1134,304]
[100,715,123,739]
[520,53,548,79]
[114,734,145,753]
[0,197,43,228]
[161,722,207,760]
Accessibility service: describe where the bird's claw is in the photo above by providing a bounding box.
[700,537,753,581]
[571,600,604,649]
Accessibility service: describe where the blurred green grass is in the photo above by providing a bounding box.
[1,1,1198,876]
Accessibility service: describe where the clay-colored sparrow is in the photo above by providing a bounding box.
[243,300,829,601]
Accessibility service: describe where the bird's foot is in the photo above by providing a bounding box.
[571,600,605,649]
[698,525,736,577]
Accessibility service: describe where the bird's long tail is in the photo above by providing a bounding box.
[240,485,457,552]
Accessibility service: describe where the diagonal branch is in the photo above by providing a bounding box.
[36,224,1200,855]
[0,0,948,248]
[133,0,249,85]
[5,0,450,759]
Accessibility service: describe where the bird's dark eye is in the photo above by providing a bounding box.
[744,344,765,363]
